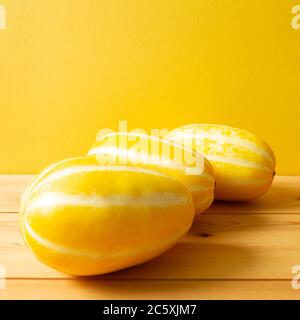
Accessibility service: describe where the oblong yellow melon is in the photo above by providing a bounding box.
[88,132,215,214]
[20,156,194,276]
[166,124,276,201]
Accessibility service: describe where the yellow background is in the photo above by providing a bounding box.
[0,0,299,174]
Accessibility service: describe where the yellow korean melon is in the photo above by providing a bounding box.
[88,132,215,214]
[20,156,194,276]
[166,124,276,201]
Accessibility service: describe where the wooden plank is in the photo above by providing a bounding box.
[1,279,299,300]
[2,213,300,280]
[0,175,299,214]
[206,176,300,214]
[0,175,33,213]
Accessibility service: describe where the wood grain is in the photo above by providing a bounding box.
[1,279,299,300]
[1,175,299,214]
[1,175,300,299]
[206,176,300,214]
[0,175,33,213]
[2,213,300,280]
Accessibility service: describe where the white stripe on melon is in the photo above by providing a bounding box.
[166,124,275,201]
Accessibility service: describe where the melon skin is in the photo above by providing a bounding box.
[20,156,195,276]
[166,124,276,201]
[88,132,215,214]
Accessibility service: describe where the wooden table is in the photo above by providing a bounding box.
[0,175,300,300]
